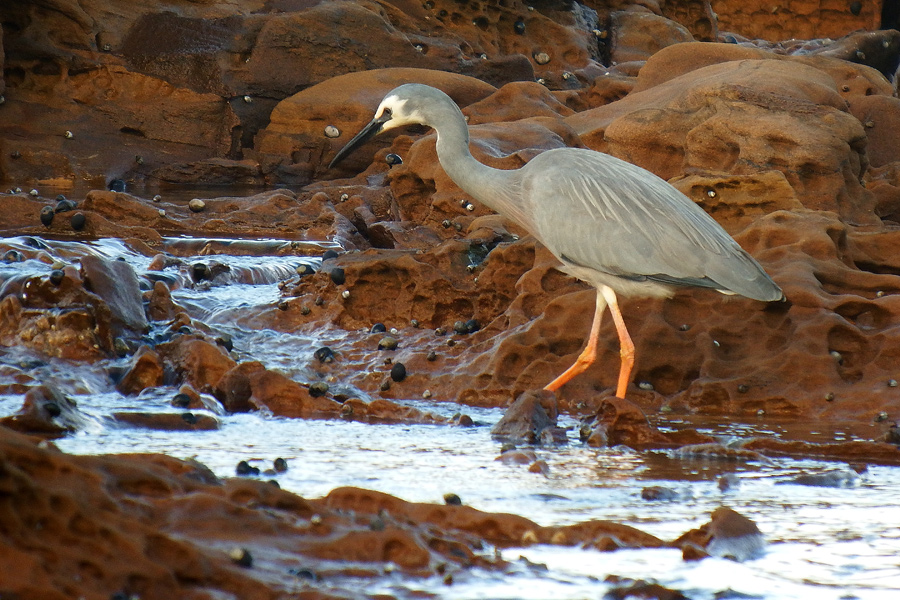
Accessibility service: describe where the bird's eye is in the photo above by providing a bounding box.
[382,107,392,118]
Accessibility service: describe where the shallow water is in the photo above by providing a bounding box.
[2,236,899,599]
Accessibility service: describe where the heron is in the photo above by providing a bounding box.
[329,84,784,398]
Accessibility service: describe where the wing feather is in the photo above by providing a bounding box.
[520,149,781,300]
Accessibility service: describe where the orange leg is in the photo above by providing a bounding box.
[600,285,635,399]
[544,290,608,392]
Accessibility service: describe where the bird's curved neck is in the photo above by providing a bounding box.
[432,116,530,230]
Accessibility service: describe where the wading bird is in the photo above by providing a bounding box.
[330,84,783,398]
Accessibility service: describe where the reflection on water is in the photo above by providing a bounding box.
[2,236,900,599]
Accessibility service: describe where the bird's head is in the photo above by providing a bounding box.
[329,84,444,169]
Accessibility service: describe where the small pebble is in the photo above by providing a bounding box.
[386,153,403,166]
[229,547,253,568]
[371,322,387,333]
[340,193,349,202]
[465,319,480,333]
[514,19,526,34]
[888,379,898,387]
[410,319,419,328]
[55,198,77,213]
[152,194,162,202]
[172,393,191,408]
[135,155,143,165]
[10,150,20,159]
[29,189,39,196]
[390,327,399,335]
[49,269,64,286]
[157,209,166,217]
[324,125,340,138]
[875,411,889,423]
[40,206,55,227]
[64,130,74,139]
[243,95,252,103]
[341,290,350,299]
[434,327,446,336]
[236,460,260,476]
[453,320,469,335]
[310,514,322,525]
[296,264,313,276]
[422,390,432,399]
[273,457,288,472]
[300,305,311,315]
[188,198,206,213]
[181,412,198,425]
[192,262,208,281]
[314,296,324,306]
[825,392,835,402]
[637,381,654,391]
[216,334,234,351]
[447,339,456,347]
[330,268,345,285]
[314,346,335,363]
[426,350,437,361]
[390,362,407,382]
[533,52,550,64]
[277,300,289,311]
[70,212,86,231]
[378,336,398,350]
[108,179,126,192]
[443,493,462,506]
[380,379,391,391]
[322,249,339,260]
[309,381,329,397]
[442,219,452,228]
[737,384,749,393]
[641,486,678,501]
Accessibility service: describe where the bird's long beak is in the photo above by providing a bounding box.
[329,111,392,169]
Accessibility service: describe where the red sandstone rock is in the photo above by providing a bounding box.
[157,337,237,393]
[0,385,88,437]
[81,254,148,339]
[490,389,560,443]
[116,345,165,395]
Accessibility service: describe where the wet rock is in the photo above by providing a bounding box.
[491,390,558,444]
[674,443,768,463]
[115,345,164,395]
[112,412,219,431]
[158,337,237,393]
[214,361,267,413]
[147,280,178,321]
[781,470,859,488]
[585,397,715,450]
[641,486,678,502]
[567,54,877,225]
[80,254,149,339]
[604,577,691,600]
[673,507,765,562]
[247,369,342,418]
[0,385,88,436]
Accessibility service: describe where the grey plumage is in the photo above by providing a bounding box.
[330,83,784,397]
